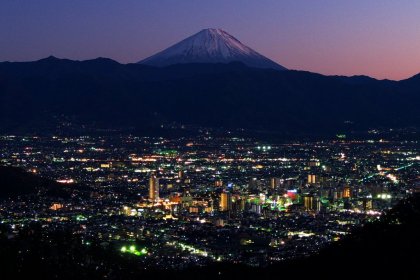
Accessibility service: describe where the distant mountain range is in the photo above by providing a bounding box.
[0,30,419,136]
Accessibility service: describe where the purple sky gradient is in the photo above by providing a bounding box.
[1,0,419,80]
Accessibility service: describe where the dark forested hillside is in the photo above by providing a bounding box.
[0,166,74,199]
[0,57,419,135]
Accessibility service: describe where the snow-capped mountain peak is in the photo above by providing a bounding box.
[138,28,286,70]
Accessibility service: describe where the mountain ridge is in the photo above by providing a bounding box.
[139,28,286,70]
[0,58,419,135]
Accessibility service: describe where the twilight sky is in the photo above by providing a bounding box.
[1,0,419,80]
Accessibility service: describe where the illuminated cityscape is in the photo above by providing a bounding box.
[0,131,418,270]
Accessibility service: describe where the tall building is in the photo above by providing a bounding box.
[363,198,373,211]
[343,186,351,198]
[314,196,321,212]
[149,174,159,202]
[308,161,320,167]
[303,195,314,211]
[250,203,262,215]
[270,177,281,189]
[308,174,317,184]
[220,192,232,212]
[215,179,223,187]
[232,196,245,214]
[303,194,320,212]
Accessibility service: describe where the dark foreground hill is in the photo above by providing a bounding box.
[0,166,76,199]
[0,57,419,135]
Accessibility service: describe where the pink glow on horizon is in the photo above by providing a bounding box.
[1,1,420,80]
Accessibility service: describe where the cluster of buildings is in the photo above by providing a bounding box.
[0,132,418,268]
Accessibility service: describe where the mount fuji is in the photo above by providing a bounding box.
[139,28,286,70]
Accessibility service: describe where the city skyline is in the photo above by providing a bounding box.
[1,0,420,80]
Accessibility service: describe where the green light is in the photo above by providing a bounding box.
[120,245,147,257]
[75,215,87,221]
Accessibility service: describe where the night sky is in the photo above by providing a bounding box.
[1,0,419,80]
